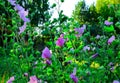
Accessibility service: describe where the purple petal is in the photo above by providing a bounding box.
[74,28,84,34]
[18,9,28,16]
[18,10,30,22]
[104,20,113,26]
[83,46,90,51]
[91,53,99,58]
[7,76,15,83]
[70,73,78,83]
[28,76,38,83]
[75,34,82,37]
[108,35,115,45]
[113,80,120,83]
[42,47,51,59]
[8,0,16,6]
[56,37,65,47]
[108,62,114,67]
[60,34,64,38]
[46,59,52,65]
[18,22,26,34]
[82,24,86,29]
[110,66,115,72]
[96,35,100,39]
[74,25,86,37]
[73,67,76,75]
[21,17,30,22]
[14,4,24,11]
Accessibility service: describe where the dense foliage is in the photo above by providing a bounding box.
[0,0,120,83]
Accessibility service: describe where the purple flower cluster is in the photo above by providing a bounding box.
[108,35,115,45]
[18,22,26,34]
[7,0,30,34]
[91,53,99,58]
[7,75,45,83]
[113,80,120,83]
[104,20,113,26]
[83,45,90,51]
[8,0,16,6]
[70,67,78,83]
[42,47,52,65]
[56,34,65,47]
[7,76,14,83]
[96,35,100,39]
[28,76,38,83]
[74,25,86,37]
[56,37,65,47]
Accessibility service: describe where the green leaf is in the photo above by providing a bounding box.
[65,56,73,62]
[47,68,52,75]
[74,48,79,53]
[33,32,38,36]
[10,49,14,53]
[46,41,53,46]
[66,41,72,49]
[118,51,120,58]
[115,22,120,29]
[21,64,29,71]
[35,51,40,55]
[115,10,120,17]
[13,43,18,47]
[104,25,114,32]
[3,38,7,44]
[51,3,56,8]
[62,47,67,51]
[61,0,64,2]
[28,54,35,62]
[7,32,15,37]
[12,20,16,25]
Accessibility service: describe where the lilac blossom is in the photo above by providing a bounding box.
[108,62,115,72]
[104,20,113,26]
[83,45,90,51]
[28,76,38,83]
[110,66,115,72]
[74,25,86,37]
[60,34,64,38]
[8,0,16,6]
[108,35,115,45]
[7,0,30,34]
[14,4,30,22]
[18,9,30,22]
[108,62,114,67]
[70,74,78,83]
[42,47,51,59]
[18,22,26,34]
[96,35,100,39]
[73,67,76,75]
[14,4,24,11]
[7,76,15,83]
[46,59,52,65]
[91,53,99,58]
[56,37,65,47]
[70,67,78,83]
[113,80,120,83]
[8,0,30,22]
